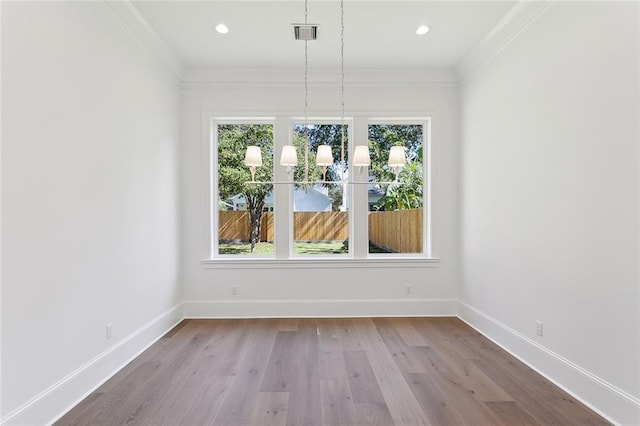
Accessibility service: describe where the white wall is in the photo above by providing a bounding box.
[1,2,181,424]
[459,2,639,424]
[4,0,635,424]
[180,74,460,317]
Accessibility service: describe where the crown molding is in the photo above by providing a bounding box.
[181,67,458,88]
[98,0,185,80]
[95,0,554,86]
[455,0,554,84]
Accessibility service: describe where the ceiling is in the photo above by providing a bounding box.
[130,1,517,71]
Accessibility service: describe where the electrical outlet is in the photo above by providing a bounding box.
[232,286,238,296]
[406,284,412,295]
[106,323,113,340]
[536,321,543,337]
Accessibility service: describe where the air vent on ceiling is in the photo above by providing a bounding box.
[293,24,318,41]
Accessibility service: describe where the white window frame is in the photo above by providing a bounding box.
[210,118,276,259]
[366,118,432,258]
[287,118,354,259]
[203,114,439,269]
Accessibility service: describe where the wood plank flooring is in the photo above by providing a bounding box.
[56,318,609,425]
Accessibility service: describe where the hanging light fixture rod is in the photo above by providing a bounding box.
[244,0,407,186]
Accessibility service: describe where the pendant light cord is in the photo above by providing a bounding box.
[304,0,309,182]
[340,0,345,176]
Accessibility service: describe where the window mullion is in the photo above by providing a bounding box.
[274,117,291,259]
[351,117,369,258]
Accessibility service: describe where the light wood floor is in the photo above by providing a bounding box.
[56,318,608,425]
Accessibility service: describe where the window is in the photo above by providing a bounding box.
[367,122,426,255]
[210,117,431,262]
[215,122,274,256]
[291,122,350,256]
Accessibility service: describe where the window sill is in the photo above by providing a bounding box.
[201,257,441,269]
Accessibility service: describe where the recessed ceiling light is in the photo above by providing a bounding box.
[215,23,229,34]
[416,25,430,35]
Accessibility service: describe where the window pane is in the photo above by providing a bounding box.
[368,124,424,254]
[292,123,349,255]
[217,123,274,255]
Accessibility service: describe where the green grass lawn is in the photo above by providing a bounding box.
[294,242,347,254]
[218,242,275,255]
[218,241,390,255]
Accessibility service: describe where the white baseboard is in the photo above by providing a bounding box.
[457,300,640,426]
[1,303,183,426]
[1,298,451,425]
[183,298,457,318]
[7,299,635,425]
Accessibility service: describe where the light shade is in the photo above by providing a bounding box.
[280,145,298,167]
[352,145,370,167]
[316,145,333,166]
[388,145,406,167]
[244,146,262,167]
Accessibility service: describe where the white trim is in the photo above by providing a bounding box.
[182,68,458,86]
[457,300,640,426]
[1,303,183,426]
[455,0,554,84]
[183,298,457,318]
[201,257,440,269]
[209,118,277,259]
[207,114,435,262]
[98,0,185,79]
[367,118,432,257]
[181,80,458,91]
[4,300,637,424]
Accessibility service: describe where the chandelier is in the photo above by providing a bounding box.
[243,0,407,184]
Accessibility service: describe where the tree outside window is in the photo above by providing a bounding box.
[217,124,274,255]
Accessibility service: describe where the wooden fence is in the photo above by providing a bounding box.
[218,211,347,242]
[368,208,423,253]
[218,211,274,242]
[218,208,422,252]
[293,211,349,241]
